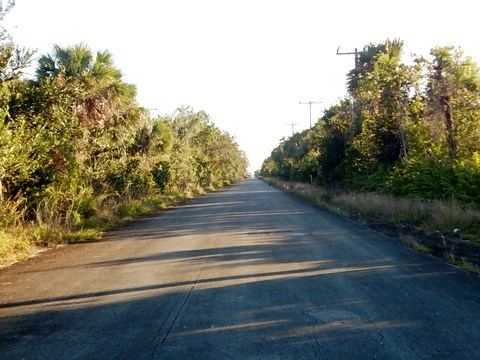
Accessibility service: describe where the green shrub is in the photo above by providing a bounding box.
[386,156,480,205]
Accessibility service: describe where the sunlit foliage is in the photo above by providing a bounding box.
[262,39,480,205]
[0,32,248,234]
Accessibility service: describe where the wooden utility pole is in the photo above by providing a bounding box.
[299,100,322,128]
[285,123,300,136]
[336,46,359,68]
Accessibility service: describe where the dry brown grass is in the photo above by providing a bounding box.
[0,228,39,266]
[265,177,480,245]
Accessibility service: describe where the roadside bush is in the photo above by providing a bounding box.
[0,196,26,228]
[35,181,96,229]
[386,155,480,205]
[151,160,171,191]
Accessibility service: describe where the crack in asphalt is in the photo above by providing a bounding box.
[150,266,204,357]
[301,309,322,360]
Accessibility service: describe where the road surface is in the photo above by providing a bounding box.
[1,179,480,359]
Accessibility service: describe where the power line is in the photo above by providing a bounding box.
[285,123,300,136]
[299,100,322,128]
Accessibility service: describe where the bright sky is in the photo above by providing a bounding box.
[4,0,480,172]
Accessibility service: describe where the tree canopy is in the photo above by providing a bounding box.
[262,39,480,205]
[0,17,248,231]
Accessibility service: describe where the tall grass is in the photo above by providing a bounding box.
[35,182,96,230]
[330,191,480,238]
[0,182,212,266]
[0,228,34,265]
[265,177,480,248]
[0,196,26,228]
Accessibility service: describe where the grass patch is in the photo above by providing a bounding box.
[0,186,214,266]
[402,236,431,253]
[64,229,103,244]
[0,175,238,266]
[445,255,480,275]
[264,177,480,241]
[0,228,37,265]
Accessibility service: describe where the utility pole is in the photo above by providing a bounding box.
[285,122,300,136]
[299,100,322,128]
[336,46,359,68]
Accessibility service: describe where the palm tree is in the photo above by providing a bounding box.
[36,43,137,131]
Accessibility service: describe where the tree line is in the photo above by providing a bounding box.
[261,39,480,205]
[0,5,248,232]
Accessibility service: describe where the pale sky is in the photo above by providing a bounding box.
[4,0,480,172]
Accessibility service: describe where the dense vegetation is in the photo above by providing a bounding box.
[261,39,480,206]
[0,4,248,262]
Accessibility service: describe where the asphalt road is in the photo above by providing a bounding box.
[1,179,480,360]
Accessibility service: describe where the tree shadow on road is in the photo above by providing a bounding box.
[1,180,480,359]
